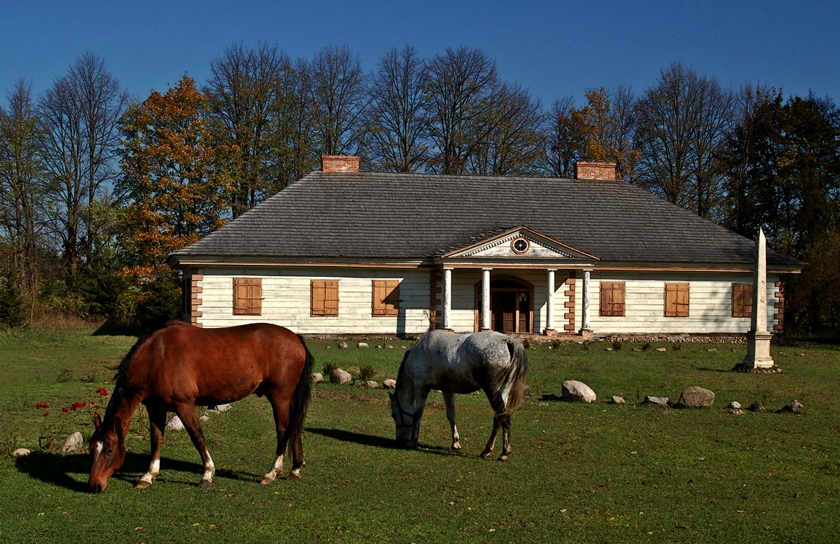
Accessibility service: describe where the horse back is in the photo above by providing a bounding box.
[127,322,307,405]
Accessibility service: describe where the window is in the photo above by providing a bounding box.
[600,282,625,317]
[233,278,262,315]
[372,280,400,317]
[664,283,689,317]
[732,283,753,318]
[311,280,339,317]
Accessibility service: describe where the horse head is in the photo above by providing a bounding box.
[389,392,415,447]
[88,412,126,493]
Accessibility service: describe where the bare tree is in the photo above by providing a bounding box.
[634,63,733,218]
[205,42,291,216]
[309,45,368,157]
[37,52,128,272]
[364,46,429,172]
[272,57,319,185]
[424,47,499,174]
[0,81,43,291]
[539,96,586,178]
[467,81,543,176]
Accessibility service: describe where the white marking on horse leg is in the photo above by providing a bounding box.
[199,452,215,486]
[262,454,284,484]
[139,458,160,486]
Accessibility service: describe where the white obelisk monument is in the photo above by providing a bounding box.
[742,229,775,369]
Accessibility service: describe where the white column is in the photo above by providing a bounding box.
[443,268,452,330]
[581,269,591,331]
[545,269,556,333]
[481,268,491,331]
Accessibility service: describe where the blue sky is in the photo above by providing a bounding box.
[2,0,839,106]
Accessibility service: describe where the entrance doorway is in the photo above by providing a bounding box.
[475,276,533,333]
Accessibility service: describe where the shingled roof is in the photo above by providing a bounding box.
[169,171,803,268]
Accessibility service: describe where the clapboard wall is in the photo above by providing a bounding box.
[196,267,430,335]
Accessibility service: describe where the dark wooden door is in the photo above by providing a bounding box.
[492,292,517,333]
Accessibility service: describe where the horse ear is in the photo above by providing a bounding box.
[93,412,102,429]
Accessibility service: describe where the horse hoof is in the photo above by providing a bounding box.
[498,455,509,462]
[135,481,152,490]
[260,476,276,485]
[451,443,462,451]
[287,471,301,481]
[198,479,213,488]
[479,450,492,459]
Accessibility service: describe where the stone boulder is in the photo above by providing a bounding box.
[310,372,324,384]
[207,404,231,413]
[611,395,626,404]
[330,368,352,384]
[13,448,31,457]
[61,431,84,453]
[357,342,369,348]
[561,380,596,403]
[644,396,670,406]
[166,415,185,431]
[749,401,766,412]
[366,381,379,389]
[676,386,715,408]
[383,379,396,389]
[337,341,349,349]
[781,399,804,413]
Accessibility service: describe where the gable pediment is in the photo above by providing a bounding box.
[442,227,598,262]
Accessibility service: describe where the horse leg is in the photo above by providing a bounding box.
[173,403,215,488]
[137,405,166,489]
[443,392,461,450]
[480,414,502,459]
[262,392,292,484]
[497,413,513,462]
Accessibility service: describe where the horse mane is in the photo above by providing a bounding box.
[390,349,412,408]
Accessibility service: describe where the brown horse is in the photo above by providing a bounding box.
[88,321,314,493]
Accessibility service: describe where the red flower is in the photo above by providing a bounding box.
[36,403,49,409]
[62,407,69,414]
[72,402,87,410]
[43,411,50,417]
[96,388,109,396]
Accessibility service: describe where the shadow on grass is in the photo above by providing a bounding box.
[307,427,401,450]
[15,451,260,493]
[306,427,470,458]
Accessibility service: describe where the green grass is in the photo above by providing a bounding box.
[1,330,839,542]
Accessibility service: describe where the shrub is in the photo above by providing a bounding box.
[642,342,652,351]
[0,274,26,329]
[358,365,377,381]
[611,340,623,351]
[322,362,337,376]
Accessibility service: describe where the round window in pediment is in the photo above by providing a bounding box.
[511,237,530,254]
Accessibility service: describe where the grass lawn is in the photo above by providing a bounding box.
[1,328,838,543]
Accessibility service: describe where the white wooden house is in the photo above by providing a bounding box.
[167,156,804,338]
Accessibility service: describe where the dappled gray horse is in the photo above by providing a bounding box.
[389,330,528,461]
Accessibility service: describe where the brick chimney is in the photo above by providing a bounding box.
[321,155,360,173]
[575,161,616,181]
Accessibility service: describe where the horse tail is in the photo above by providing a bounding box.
[286,335,315,446]
[501,336,529,415]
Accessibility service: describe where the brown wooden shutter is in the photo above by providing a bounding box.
[233,278,262,316]
[600,282,625,317]
[373,280,400,316]
[324,280,339,316]
[311,280,339,317]
[732,283,753,318]
[665,283,689,317]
